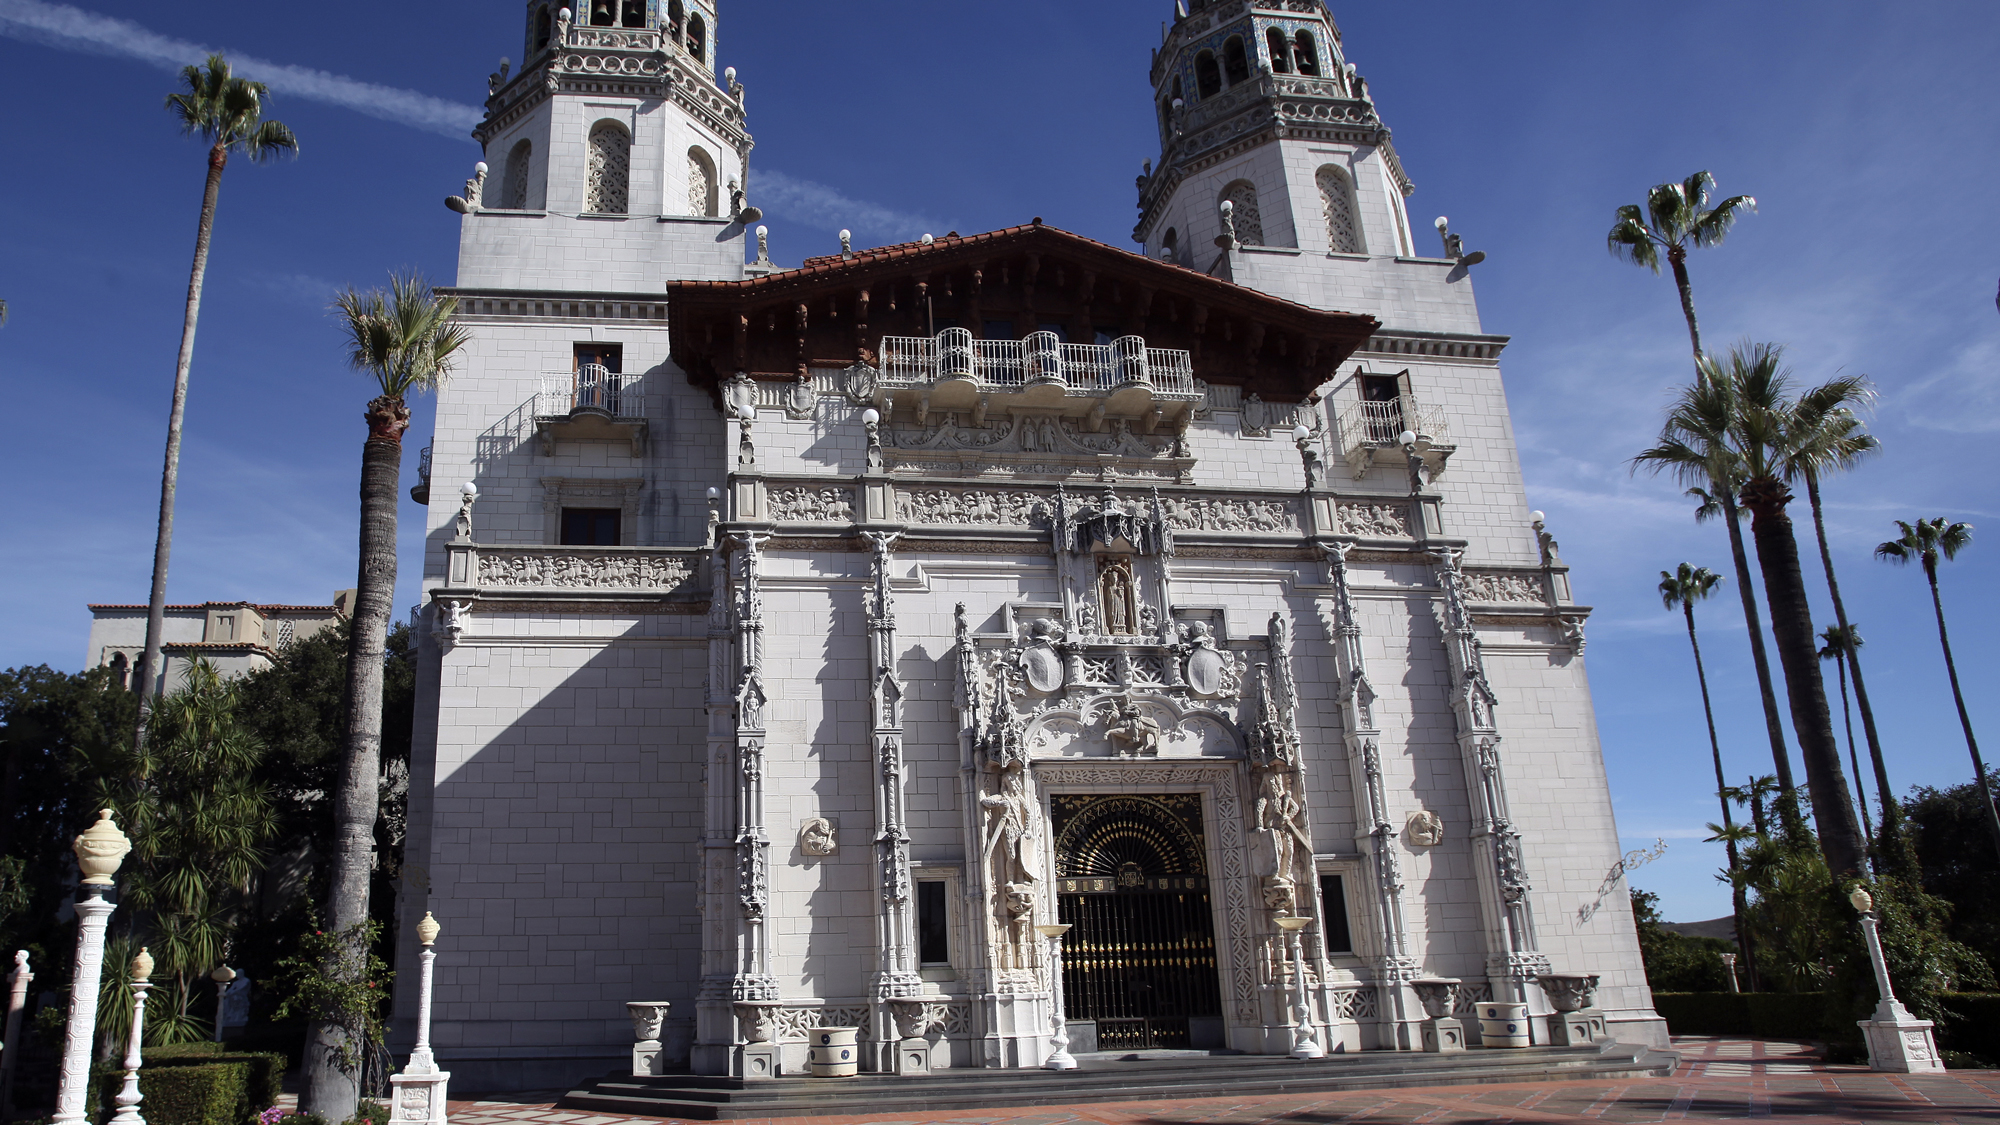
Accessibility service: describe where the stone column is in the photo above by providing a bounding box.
[1431,550,1549,1027]
[866,533,922,1071]
[107,948,153,1125]
[389,913,449,1125]
[54,810,131,1125]
[1850,887,1943,1073]
[1,950,33,1120]
[1322,544,1421,1049]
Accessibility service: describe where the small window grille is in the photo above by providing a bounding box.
[586,122,631,214]
[1221,181,1264,246]
[1317,166,1364,254]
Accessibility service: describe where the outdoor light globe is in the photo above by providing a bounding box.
[724,66,736,83]
[1398,429,1417,447]
[839,229,852,243]
[1850,886,1874,914]
[756,224,768,239]
[706,487,720,501]
[1530,510,1545,524]
[1434,215,1449,231]
[460,482,479,501]
[862,408,880,425]
[475,162,488,176]
[1292,424,1311,441]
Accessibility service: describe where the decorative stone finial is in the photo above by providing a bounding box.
[130,947,153,983]
[73,810,131,885]
[839,229,852,258]
[1215,199,1238,249]
[417,911,441,946]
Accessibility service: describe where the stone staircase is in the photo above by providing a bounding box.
[559,1040,1677,1120]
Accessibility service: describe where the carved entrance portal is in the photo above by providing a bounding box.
[1051,794,1223,1050]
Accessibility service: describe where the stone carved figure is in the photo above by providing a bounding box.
[1255,760,1313,889]
[1098,558,1138,635]
[1106,697,1166,757]
[978,739,1037,890]
[1261,875,1295,914]
[1018,618,1064,694]
[1405,809,1445,847]
[1184,621,1226,695]
[799,818,836,856]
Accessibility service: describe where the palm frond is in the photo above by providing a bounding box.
[1691,194,1758,247]
[1647,179,1693,243]
[1606,205,1662,272]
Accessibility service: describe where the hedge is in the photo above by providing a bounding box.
[84,1049,287,1125]
[1650,992,1833,1039]
[1938,993,2000,1064]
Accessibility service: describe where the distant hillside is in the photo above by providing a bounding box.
[1659,916,1736,942]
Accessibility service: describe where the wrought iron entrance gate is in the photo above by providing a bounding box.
[1051,794,1222,1050]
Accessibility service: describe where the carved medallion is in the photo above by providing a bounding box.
[1019,619,1064,694]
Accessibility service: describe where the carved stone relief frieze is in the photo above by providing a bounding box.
[475,549,696,591]
[1461,571,1547,605]
[1158,495,1297,533]
[769,485,853,523]
[896,487,1049,528]
[1335,501,1412,539]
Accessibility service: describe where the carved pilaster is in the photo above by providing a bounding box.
[1431,549,1548,1011]
[729,534,776,1005]
[866,532,921,1068]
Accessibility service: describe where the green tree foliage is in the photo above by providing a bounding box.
[1631,888,1732,992]
[1904,769,2000,979]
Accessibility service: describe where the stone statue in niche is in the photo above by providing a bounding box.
[1106,696,1166,757]
[1255,760,1313,887]
[799,817,837,856]
[979,752,1037,888]
[1098,558,1138,636]
[1405,810,1444,847]
[1018,618,1064,694]
[1184,620,1226,696]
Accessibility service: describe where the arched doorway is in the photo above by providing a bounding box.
[1051,793,1223,1049]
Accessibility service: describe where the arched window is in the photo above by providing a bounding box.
[585,120,631,214]
[1222,36,1250,85]
[530,4,552,54]
[1266,28,1291,73]
[1316,165,1364,254]
[1220,180,1263,245]
[589,0,614,26]
[1195,51,1221,99]
[620,0,644,27]
[108,652,129,692]
[687,147,718,216]
[1161,227,1179,262]
[1170,76,1183,103]
[668,0,685,41]
[1293,30,1320,75]
[503,138,533,208]
[687,14,707,62]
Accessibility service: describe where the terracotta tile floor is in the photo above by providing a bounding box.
[288,1040,2000,1125]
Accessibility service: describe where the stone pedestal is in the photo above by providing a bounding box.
[628,1001,672,1077]
[1419,1017,1465,1053]
[1859,1004,1943,1074]
[892,1037,931,1076]
[388,1071,450,1125]
[735,1043,780,1080]
[1549,1007,1605,1046]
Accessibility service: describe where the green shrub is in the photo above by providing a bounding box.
[1938,992,2000,1066]
[147,1042,226,1059]
[1650,992,1833,1039]
[344,1099,389,1125]
[84,1052,286,1125]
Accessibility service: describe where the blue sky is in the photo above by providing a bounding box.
[1,0,1996,922]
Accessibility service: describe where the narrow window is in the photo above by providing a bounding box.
[1222,36,1249,85]
[1360,372,1404,442]
[1170,75,1183,103]
[1195,51,1221,98]
[1319,875,1354,955]
[1294,30,1320,75]
[980,319,1014,340]
[1220,179,1263,245]
[1092,327,1121,346]
[575,343,624,412]
[1317,165,1364,254]
[667,0,685,41]
[1037,322,1068,341]
[503,139,532,208]
[108,652,130,692]
[917,882,950,964]
[586,121,631,214]
[686,14,707,62]
[530,4,552,54]
[589,0,614,26]
[560,508,622,546]
[1266,28,1291,73]
[620,0,645,28]
[1161,227,1179,261]
[687,147,718,216]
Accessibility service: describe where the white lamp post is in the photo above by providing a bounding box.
[1719,953,1739,994]
[108,948,154,1125]
[390,913,450,1125]
[1035,923,1076,1071]
[1,950,34,1120]
[210,965,236,1042]
[54,810,131,1125]
[1274,916,1323,1059]
[1849,886,1943,1073]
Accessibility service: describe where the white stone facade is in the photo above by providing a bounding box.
[84,597,347,696]
[394,0,1664,1091]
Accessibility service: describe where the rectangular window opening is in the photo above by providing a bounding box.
[980,319,1015,341]
[917,881,950,964]
[574,343,623,373]
[560,507,621,546]
[1320,874,1354,955]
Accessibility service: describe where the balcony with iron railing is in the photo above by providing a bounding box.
[877,329,1198,420]
[533,363,647,456]
[1336,396,1454,480]
[409,443,433,505]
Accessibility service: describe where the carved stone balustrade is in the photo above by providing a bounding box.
[878,330,1198,424]
[534,366,648,456]
[438,543,707,610]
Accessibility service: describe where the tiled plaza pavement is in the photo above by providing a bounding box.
[430,1040,2000,1125]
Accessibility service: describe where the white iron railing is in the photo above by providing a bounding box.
[1337,397,1451,452]
[537,364,643,418]
[878,331,1197,399]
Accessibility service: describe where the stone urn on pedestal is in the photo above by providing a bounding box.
[627,1002,672,1076]
[731,1000,784,1080]
[1409,978,1464,1053]
[886,998,935,1077]
[1538,973,1604,1046]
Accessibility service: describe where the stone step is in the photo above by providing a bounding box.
[558,1041,1676,1120]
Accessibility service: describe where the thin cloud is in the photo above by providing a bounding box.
[753,168,942,246]
[0,0,481,139]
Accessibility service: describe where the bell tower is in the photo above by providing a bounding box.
[458,0,753,289]
[1135,0,1419,285]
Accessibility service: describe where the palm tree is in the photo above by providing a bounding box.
[304,275,467,1119]
[1817,625,1873,844]
[1660,562,1757,982]
[1698,343,1867,881]
[134,56,298,744]
[1606,170,1757,365]
[1635,374,1803,838]
[1876,518,2000,860]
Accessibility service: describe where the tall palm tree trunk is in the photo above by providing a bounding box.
[135,143,228,737]
[1803,471,1907,871]
[1717,487,1804,836]
[1738,478,1866,880]
[1668,246,1703,366]
[1922,559,2000,860]
[1683,601,1757,986]
[304,394,406,1119]
[1834,657,1872,843]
